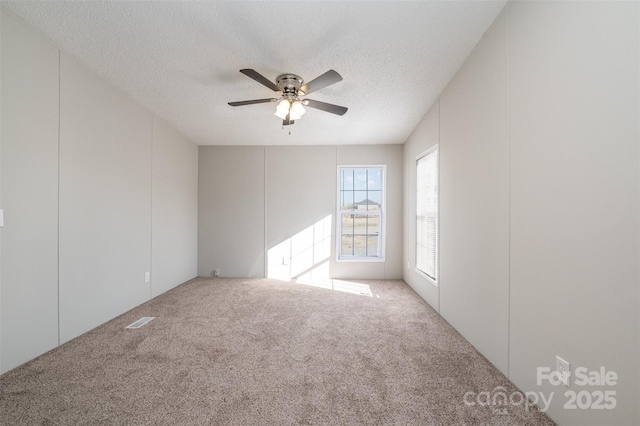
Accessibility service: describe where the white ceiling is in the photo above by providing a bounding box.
[2,1,507,146]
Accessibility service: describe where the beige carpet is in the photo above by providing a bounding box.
[0,277,554,425]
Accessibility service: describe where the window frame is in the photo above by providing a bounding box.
[415,145,438,285]
[336,165,386,262]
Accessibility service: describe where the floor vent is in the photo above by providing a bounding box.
[126,317,155,329]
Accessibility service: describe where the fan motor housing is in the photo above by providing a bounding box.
[276,73,303,95]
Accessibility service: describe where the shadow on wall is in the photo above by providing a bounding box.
[267,214,372,297]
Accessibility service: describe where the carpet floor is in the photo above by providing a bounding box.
[0,277,554,425]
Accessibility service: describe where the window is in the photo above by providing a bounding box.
[337,166,385,260]
[416,146,438,282]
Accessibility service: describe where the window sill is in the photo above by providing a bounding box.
[415,267,438,287]
[337,257,385,263]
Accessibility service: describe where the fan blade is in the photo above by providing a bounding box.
[299,70,342,95]
[303,99,348,116]
[239,69,280,92]
[228,98,276,107]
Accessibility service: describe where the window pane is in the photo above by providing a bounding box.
[367,235,379,257]
[354,169,367,190]
[366,190,381,210]
[416,148,438,280]
[342,213,380,257]
[340,213,354,256]
[353,191,367,209]
[367,168,382,190]
[416,215,436,275]
[341,213,354,232]
[341,235,354,257]
[353,213,367,240]
[346,213,381,257]
[366,214,380,257]
[338,166,384,260]
[366,214,380,236]
[340,190,354,210]
[353,235,367,257]
[341,169,354,190]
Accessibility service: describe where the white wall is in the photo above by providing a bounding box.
[403,2,639,425]
[198,146,265,278]
[508,2,638,424]
[59,53,153,343]
[152,117,198,297]
[439,11,510,375]
[198,145,403,280]
[0,10,59,371]
[0,11,198,372]
[266,146,336,281]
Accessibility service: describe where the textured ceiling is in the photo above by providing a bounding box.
[2,1,507,146]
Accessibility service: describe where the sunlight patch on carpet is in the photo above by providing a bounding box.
[295,262,373,297]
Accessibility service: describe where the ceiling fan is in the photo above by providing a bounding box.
[228,69,348,126]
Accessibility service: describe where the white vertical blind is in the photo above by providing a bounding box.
[416,147,438,280]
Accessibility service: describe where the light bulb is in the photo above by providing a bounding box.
[289,101,306,120]
[274,99,290,119]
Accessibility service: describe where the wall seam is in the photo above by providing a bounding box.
[57,48,61,346]
[505,5,512,380]
[149,115,154,299]
[335,146,338,279]
[437,98,441,313]
[637,3,640,416]
[263,146,267,278]
[0,8,3,371]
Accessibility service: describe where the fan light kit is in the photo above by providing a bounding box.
[228,69,348,127]
[275,99,305,120]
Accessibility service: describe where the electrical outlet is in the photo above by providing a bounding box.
[213,269,220,277]
[144,272,150,283]
[556,356,571,387]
